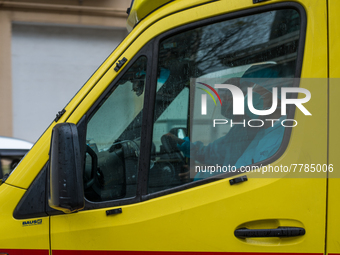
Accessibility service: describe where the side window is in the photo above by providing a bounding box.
[84,56,147,202]
[148,8,302,193]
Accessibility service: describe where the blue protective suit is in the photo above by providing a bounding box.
[177,64,283,180]
[235,118,285,168]
[190,125,259,166]
[178,124,260,180]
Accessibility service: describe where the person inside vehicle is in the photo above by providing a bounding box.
[234,85,285,169]
[165,64,282,180]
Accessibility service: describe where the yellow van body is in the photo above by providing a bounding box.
[0,0,339,254]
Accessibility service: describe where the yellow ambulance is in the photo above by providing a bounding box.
[1,0,339,254]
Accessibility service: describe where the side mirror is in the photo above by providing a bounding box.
[49,123,84,213]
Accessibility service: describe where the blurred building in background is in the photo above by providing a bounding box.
[0,0,131,143]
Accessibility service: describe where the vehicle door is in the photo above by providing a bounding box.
[50,0,328,254]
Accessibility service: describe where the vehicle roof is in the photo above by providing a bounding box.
[127,0,172,32]
[0,136,33,150]
[126,0,213,32]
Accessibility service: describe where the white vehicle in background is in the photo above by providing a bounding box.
[0,136,33,179]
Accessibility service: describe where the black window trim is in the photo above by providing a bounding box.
[78,40,155,211]
[142,1,307,201]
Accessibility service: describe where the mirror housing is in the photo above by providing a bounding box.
[49,123,84,213]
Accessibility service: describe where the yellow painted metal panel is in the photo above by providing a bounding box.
[51,178,326,252]
[327,0,340,254]
[0,184,49,250]
[329,0,340,78]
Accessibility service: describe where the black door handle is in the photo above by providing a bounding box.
[229,175,247,185]
[234,227,305,238]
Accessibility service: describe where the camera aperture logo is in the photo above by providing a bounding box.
[198,82,311,127]
[197,82,223,112]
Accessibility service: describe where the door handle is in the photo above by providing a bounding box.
[234,227,305,238]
